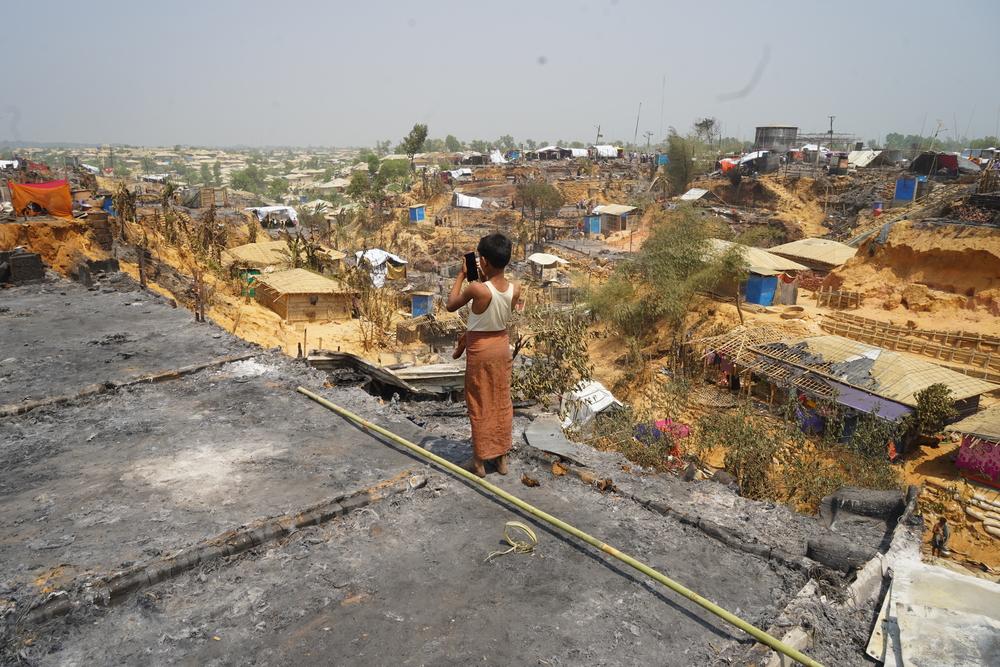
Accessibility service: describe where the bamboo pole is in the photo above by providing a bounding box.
[296,386,824,667]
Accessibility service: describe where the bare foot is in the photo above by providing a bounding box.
[496,454,509,476]
[462,457,486,478]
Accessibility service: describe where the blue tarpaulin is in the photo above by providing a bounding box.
[743,274,777,306]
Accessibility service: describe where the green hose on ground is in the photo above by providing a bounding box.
[297,386,823,667]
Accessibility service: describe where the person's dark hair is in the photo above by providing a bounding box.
[477,232,512,269]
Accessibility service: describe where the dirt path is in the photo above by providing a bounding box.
[762,176,829,238]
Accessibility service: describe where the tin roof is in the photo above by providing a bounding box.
[946,404,1000,441]
[707,238,808,276]
[255,268,350,295]
[751,335,997,407]
[767,238,857,268]
[593,204,637,216]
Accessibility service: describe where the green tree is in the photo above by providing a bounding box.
[445,134,462,152]
[375,139,393,156]
[905,384,958,438]
[379,158,410,182]
[666,129,696,194]
[497,135,516,151]
[423,137,445,152]
[399,123,429,170]
[693,117,719,144]
[468,139,490,153]
[200,163,212,185]
[516,179,564,222]
[140,156,157,173]
[212,160,222,185]
[267,177,289,202]
[230,164,267,193]
[588,204,747,340]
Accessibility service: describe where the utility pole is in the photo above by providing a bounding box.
[633,102,642,148]
[109,145,115,175]
[594,125,602,145]
[643,131,654,149]
[828,115,835,151]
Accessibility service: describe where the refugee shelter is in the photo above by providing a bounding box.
[591,145,621,159]
[254,268,354,322]
[526,252,568,283]
[8,180,73,219]
[408,204,426,223]
[356,248,407,287]
[535,146,568,160]
[910,152,981,177]
[246,205,298,228]
[768,238,857,272]
[946,405,1000,489]
[747,336,996,429]
[592,204,637,234]
[410,291,434,317]
[183,187,229,208]
[696,329,997,447]
[707,238,807,306]
[453,192,483,209]
[222,240,292,270]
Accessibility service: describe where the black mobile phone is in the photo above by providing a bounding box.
[464,252,479,282]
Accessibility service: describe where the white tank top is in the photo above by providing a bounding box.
[467,280,513,332]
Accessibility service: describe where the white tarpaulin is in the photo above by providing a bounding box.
[592,145,619,158]
[453,192,483,209]
[560,380,622,430]
[356,248,408,288]
[570,148,589,158]
[847,150,880,168]
[0,160,19,169]
[679,188,709,201]
[80,163,100,174]
[527,252,568,267]
[246,206,299,223]
[739,150,769,165]
[449,168,473,179]
[489,150,507,164]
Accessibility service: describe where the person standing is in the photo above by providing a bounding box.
[931,517,950,557]
[446,233,520,478]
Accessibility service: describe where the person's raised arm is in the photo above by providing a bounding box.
[446,258,474,312]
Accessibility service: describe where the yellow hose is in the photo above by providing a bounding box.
[297,386,823,667]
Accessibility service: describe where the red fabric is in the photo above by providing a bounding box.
[464,330,513,461]
[27,161,50,173]
[937,154,959,171]
[8,180,74,219]
[16,179,68,190]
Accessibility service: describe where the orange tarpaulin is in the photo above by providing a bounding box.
[8,180,73,219]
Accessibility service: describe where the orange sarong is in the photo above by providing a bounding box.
[464,330,513,461]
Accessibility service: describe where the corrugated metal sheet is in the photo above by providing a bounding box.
[767,238,857,268]
[752,335,998,407]
[946,404,1000,441]
[593,204,636,216]
[679,188,709,201]
[707,238,808,275]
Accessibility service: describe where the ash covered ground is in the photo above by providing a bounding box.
[1,275,886,665]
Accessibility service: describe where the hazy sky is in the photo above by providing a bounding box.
[4,0,999,147]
